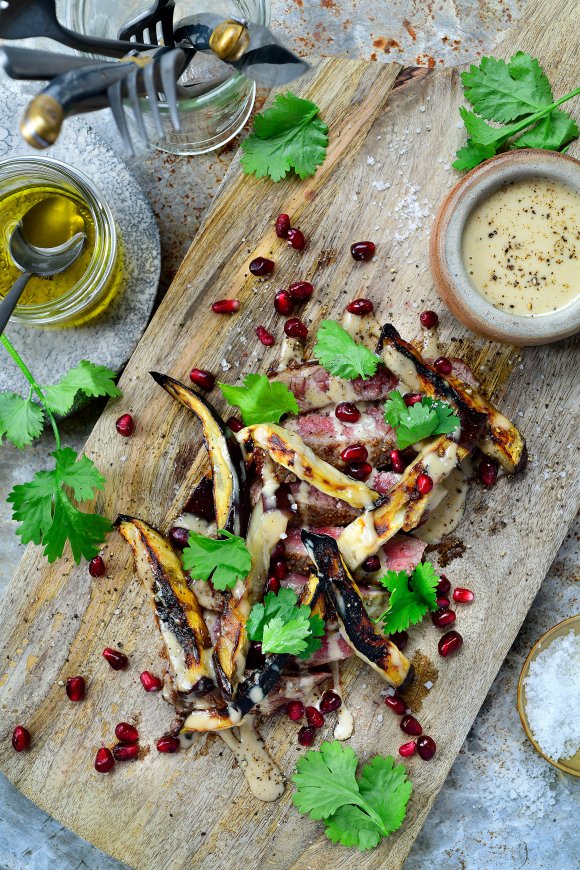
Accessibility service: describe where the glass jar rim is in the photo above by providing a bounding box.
[0,155,117,323]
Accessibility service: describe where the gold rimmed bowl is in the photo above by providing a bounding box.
[517,614,580,777]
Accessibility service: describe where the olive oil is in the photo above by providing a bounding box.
[0,186,95,306]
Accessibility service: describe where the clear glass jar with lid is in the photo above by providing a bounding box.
[0,156,119,327]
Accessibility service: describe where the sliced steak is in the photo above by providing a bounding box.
[272,362,398,413]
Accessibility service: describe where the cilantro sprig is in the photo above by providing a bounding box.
[292,741,412,851]
[182,529,252,592]
[314,320,379,381]
[241,92,328,182]
[453,52,580,171]
[384,391,459,450]
[247,587,324,658]
[219,373,298,426]
[0,336,120,563]
[375,562,440,634]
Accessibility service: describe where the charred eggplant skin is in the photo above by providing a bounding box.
[376,324,487,450]
[150,372,250,536]
[302,531,413,690]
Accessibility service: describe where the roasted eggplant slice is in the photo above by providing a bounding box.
[150,373,250,535]
[116,516,214,694]
[338,435,465,568]
[212,502,288,699]
[238,423,378,510]
[302,531,413,690]
[376,324,526,471]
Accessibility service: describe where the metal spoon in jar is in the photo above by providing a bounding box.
[0,196,85,336]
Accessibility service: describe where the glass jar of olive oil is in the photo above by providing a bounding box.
[0,157,119,326]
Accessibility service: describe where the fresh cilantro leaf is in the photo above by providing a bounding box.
[42,361,121,417]
[383,392,459,450]
[247,588,300,641]
[461,53,553,123]
[452,139,497,171]
[298,612,325,660]
[0,393,44,448]
[314,320,379,381]
[292,741,412,851]
[376,562,440,634]
[241,92,328,182]
[219,374,299,426]
[182,529,251,591]
[261,609,312,655]
[7,447,110,563]
[513,109,579,150]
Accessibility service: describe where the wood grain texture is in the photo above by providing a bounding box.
[1,1,579,868]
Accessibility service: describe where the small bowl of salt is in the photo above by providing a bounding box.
[517,615,580,777]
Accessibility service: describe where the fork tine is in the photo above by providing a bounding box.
[143,59,165,141]
[126,66,149,146]
[108,79,135,158]
[159,49,182,131]
[160,4,176,47]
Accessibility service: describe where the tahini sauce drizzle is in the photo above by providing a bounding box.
[218,715,285,802]
[462,177,580,316]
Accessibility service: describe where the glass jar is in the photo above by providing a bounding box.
[0,157,118,327]
[62,0,270,155]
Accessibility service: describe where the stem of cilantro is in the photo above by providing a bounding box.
[493,86,580,145]
[1,334,61,449]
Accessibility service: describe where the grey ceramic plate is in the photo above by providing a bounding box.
[0,78,160,401]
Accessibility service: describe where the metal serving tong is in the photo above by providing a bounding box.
[10,47,188,156]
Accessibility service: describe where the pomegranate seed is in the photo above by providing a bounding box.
[362,555,381,573]
[95,747,114,772]
[335,402,360,423]
[156,735,180,753]
[271,541,286,560]
[298,725,316,747]
[284,318,308,339]
[403,392,423,407]
[189,368,215,391]
[416,735,437,760]
[272,559,287,581]
[275,213,291,238]
[438,630,463,657]
[66,676,86,702]
[288,281,313,301]
[168,526,189,550]
[346,298,374,315]
[249,256,275,277]
[417,473,433,495]
[287,228,305,250]
[113,742,139,761]
[341,444,368,463]
[226,416,243,433]
[436,596,450,609]
[256,325,275,346]
[265,575,280,594]
[389,450,405,474]
[390,630,409,651]
[350,241,376,261]
[434,356,452,376]
[306,706,325,729]
[420,310,439,329]
[274,289,294,315]
[347,461,372,481]
[453,587,475,603]
[398,741,417,758]
[319,690,342,713]
[286,700,305,721]
[115,414,134,437]
[88,555,105,578]
[212,299,240,314]
[385,694,406,715]
[436,575,451,595]
[431,608,456,628]
[102,648,128,671]
[115,722,139,743]
[479,459,498,486]
[400,715,422,736]
[140,671,162,692]
[11,725,31,752]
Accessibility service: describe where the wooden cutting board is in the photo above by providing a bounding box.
[1,1,578,867]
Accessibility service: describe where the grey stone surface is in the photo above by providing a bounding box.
[2,1,579,868]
